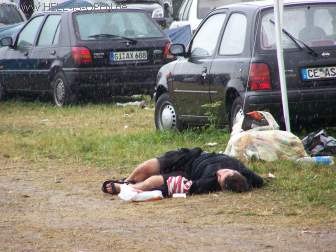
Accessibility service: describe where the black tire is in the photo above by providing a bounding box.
[229,96,244,131]
[52,72,75,107]
[155,93,182,131]
[0,81,6,101]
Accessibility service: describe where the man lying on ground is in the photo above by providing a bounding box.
[102,147,263,197]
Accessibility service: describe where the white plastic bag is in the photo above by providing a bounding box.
[118,184,163,202]
[225,111,308,162]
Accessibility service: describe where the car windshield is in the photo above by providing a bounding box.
[261,4,336,49]
[197,0,235,19]
[0,4,24,25]
[74,11,163,40]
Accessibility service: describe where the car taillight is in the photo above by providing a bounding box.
[163,42,174,60]
[248,63,271,91]
[71,47,92,65]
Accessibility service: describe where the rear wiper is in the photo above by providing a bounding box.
[269,19,318,57]
[88,34,137,44]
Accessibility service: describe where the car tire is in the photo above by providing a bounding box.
[229,96,244,131]
[52,73,74,107]
[0,82,6,101]
[155,93,182,131]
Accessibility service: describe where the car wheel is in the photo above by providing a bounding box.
[0,82,6,101]
[230,96,244,131]
[155,93,182,131]
[52,73,74,107]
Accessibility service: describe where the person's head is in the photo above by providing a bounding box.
[216,169,249,193]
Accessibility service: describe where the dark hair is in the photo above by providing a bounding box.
[223,173,249,193]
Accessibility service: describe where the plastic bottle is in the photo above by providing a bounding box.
[296,156,334,165]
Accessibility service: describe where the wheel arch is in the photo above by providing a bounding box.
[225,87,241,116]
[49,65,63,87]
[154,85,168,103]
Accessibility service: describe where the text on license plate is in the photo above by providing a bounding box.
[301,66,336,80]
[110,51,147,62]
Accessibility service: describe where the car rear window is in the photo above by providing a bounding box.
[0,4,24,25]
[74,11,163,40]
[261,4,336,49]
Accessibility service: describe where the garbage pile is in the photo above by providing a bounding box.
[224,111,334,165]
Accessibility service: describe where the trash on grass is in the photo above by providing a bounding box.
[206,142,218,147]
[267,173,276,178]
[296,156,334,166]
[225,111,308,162]
[118,184,163,202]
[172,193,186,198]
[116,100,147,108]
[302,129,336,156]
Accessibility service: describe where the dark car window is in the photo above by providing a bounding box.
[182,0,192,21]
[219,13,247,55]
[261,4,336,49]
[37,15,61,47]
[17,15,44,49]
[0,4,24,26]
[191,13,226,57]
[74,11,163,40]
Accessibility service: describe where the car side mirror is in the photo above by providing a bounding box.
[169,44,186,56]
[0,37,13,47]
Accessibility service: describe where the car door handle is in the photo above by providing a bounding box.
[23,51,29,57]
[50,50,56,55]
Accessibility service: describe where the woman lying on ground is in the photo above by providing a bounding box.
[102,147,264,197]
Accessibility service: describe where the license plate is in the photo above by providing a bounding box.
[301,66,336,80]
[110,50,148,62]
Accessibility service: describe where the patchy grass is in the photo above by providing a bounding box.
[0,100,335,217]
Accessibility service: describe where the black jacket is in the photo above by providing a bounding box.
[158,147,263,195]
[187,152,264,194]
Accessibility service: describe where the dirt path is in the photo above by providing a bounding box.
[0,158,335,252]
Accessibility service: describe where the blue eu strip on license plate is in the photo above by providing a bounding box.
[110,52,115,62]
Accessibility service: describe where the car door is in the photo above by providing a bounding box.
[171,12,227,123]
[209,12,249,124]
[3,15,44,91]
[29,14,61,91]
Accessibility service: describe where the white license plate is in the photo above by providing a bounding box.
[301,66,336,80]
[110,50,147,62]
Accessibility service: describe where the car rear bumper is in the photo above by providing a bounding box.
[245,88,336,123]
[63,66,161,95]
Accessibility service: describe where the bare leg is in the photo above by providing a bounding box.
[126,158,160,183]
[106,175,164,194]
[130,175,164,191]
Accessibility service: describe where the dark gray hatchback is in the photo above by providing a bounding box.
[154,0,336,131]
[0,9,171,106]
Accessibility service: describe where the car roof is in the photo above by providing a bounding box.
[217,0,336,10]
